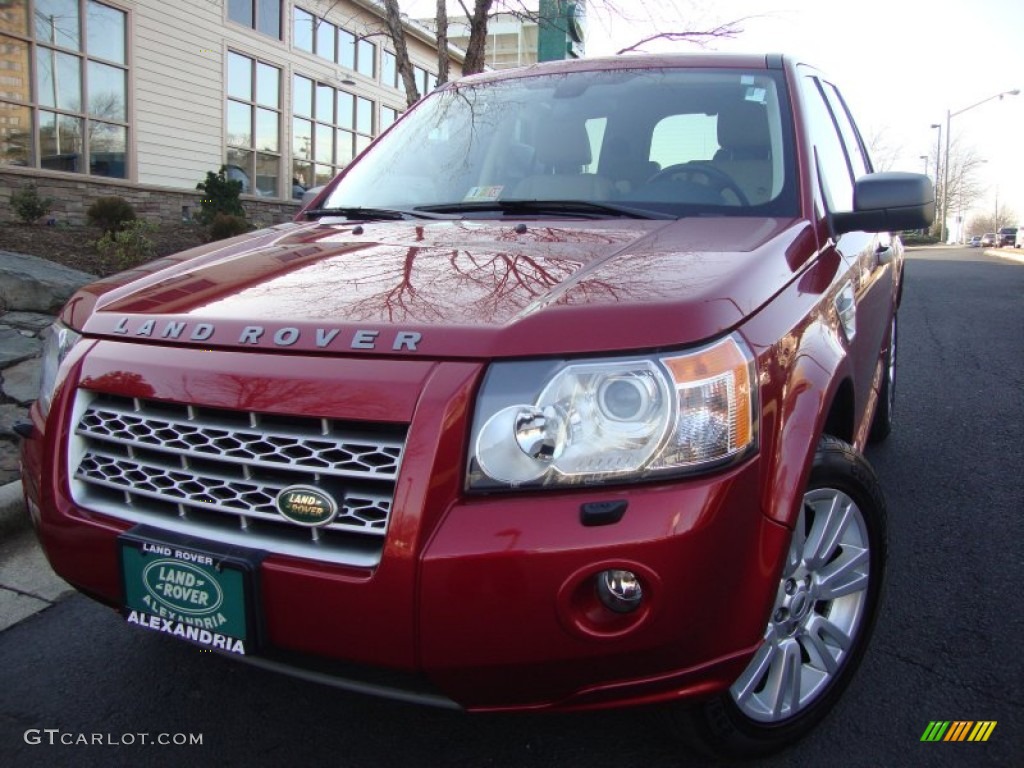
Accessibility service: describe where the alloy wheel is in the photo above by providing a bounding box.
[729,487,871,722]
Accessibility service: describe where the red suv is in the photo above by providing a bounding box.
[21,54,933,758]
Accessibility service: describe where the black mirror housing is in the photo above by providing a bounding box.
[834,172,935,234]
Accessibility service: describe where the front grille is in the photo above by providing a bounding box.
[69,391,408,566]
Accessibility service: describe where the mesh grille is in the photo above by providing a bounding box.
[70,392,407,566]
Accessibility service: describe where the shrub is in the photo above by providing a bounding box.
[899,232,939,246]
[87,196,137,233]
[10,184,54,224]
[208,212,253,241]
[96,219,157,269]
[196,166,246,225]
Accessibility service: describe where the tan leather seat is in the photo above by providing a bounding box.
[712,101,774,205]
[513,118,614,200]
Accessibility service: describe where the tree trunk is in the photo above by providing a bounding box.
[462,0,494,75]
[381,0,420,107]
[436,0,449,85]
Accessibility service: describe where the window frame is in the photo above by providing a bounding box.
[0,0,131,179]
[800,73,858,214]
[225,49,282,199]
[291,73,377,195]
[227,0,282,41]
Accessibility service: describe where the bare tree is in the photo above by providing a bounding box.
[458,0,495,75]
[967,206,1018,235]
[614,24,743,54]
[436,0,450,84]
[864,126,903,173]
[381,0,423,106]
[931,137,988,236]
[379,0,746,101]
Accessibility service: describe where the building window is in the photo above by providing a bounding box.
[292,73,375,195]
[226,51,280,197]
[413,66,436,96]
[337,27,354,69]
[381,50,397,90]
[229,0,281,40]
[380,106,399,132]
[356,38,375,78]
[293,7,313,53]
[0,0,128,177]
[293,7,377,80]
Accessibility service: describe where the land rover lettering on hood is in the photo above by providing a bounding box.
[21,53,933,759]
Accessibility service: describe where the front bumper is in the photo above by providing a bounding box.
[22,342,790,711]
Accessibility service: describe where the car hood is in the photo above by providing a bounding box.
[70,217,815,358]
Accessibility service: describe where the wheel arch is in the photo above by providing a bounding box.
[760,322,857,530]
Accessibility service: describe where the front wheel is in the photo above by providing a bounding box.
[672,437,887,759]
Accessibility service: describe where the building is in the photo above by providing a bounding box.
[432,1,586,72]
[445,12,538,71]
[536,0,585,63]
[0,0,462,224]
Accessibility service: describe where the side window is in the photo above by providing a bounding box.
[822,83,871,178]
[800,75,854,212]
[649,113,718,169]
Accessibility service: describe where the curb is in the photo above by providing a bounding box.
[987,247,1024,264]
[0,479,28,535]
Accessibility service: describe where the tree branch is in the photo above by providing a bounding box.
[616,23,743,55]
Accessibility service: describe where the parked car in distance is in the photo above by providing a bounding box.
[21,53,934,761]
[980,232,997,247]
[967,235,982,247]
[1016,228,1024,248]
[997,226,1017,247]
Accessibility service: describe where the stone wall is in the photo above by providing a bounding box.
[1,170,302,228]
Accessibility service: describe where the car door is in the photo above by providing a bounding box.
[799,72,895,427]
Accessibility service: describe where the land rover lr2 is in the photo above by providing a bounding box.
[21,54,933,758]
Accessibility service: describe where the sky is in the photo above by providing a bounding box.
[400,0,1024,229]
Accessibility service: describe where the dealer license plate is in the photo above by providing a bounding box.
[119,530,259,655]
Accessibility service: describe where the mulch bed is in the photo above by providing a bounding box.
[0,222,208,277]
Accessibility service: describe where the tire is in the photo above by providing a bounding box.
[672,437,887,759]
[868,313,897,443]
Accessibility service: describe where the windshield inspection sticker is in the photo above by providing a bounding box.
[463,185,504,202]
[745,86,767,104]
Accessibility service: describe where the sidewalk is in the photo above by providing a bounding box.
[1,249,91,631]
[0,480,74,631]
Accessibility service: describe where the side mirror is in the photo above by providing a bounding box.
[833,172,935,234]
[301,186,325,208]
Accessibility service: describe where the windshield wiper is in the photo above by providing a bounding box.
[415,200,676,220]
[304,206,451,221]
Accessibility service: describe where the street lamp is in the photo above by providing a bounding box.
[931,124,941,236]
[940,88,1020,243]
[919,154,929,175]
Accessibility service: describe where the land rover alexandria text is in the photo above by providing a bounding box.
[21,53,933,759]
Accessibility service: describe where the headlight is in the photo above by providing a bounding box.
[38,322,82,418]
[468,334,757,490]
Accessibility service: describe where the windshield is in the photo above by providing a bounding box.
[323,67,798,219]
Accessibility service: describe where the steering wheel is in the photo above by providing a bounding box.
[647,162,750,206]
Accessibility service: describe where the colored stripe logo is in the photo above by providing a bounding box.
[921,721,997,742]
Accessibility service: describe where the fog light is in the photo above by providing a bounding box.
[596,569,643,613]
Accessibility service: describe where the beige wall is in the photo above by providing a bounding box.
[2,0,462,211]
[130,0,461,195]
